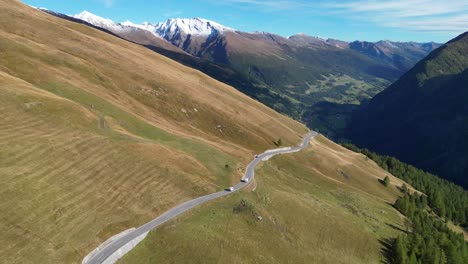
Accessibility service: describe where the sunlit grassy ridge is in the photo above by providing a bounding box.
[0,1,307,263]
[0,71,235,263]
[39,82,237,187]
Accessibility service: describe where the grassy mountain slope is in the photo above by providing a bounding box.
[0,71,229,263]
[122,136,407,264]
[1,1,308,151]
[349,32,468,187]
[139,46,304,118]
[0,1,308,263]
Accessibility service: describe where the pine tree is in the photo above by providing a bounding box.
[394,236,408,264]
[408,251,418,264]
[433,246,441,264]
[447,244,463,264]
[401,184,409,194]
[383,176,390,187]
[395,197,404,211]
[275,138,282,146]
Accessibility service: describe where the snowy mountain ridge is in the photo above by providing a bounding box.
[73,11,234,39]
[154,18,234,37]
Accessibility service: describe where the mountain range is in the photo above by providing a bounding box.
[45,10,441,137]
[71,10,438,75]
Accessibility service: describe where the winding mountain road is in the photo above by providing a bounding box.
[84,131,317,264]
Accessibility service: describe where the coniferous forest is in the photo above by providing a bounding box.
[393,192,467,263]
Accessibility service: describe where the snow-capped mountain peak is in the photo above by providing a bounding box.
[74,11,117,28]
[154,18,234,38]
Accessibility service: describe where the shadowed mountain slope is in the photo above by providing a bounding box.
[349,32,468,187]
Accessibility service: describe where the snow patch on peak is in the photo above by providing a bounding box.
[120,20,137,27]
[376,40,399,48]
[288,33,325,40]
[119,22,162,38]
[120,20,154,31]
[253,31,271,35]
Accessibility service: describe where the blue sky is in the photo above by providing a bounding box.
[22,0,468,43]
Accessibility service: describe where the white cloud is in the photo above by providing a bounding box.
[328,0,468,17]
[386,14,468,32]
[326,0,468,33]
[222,0,307,11]
[99,0,115,8]
[163,10,183,17]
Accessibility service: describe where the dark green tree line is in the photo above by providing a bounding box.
[342,143,468,226]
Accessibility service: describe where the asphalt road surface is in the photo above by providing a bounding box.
[84,131,318,264]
